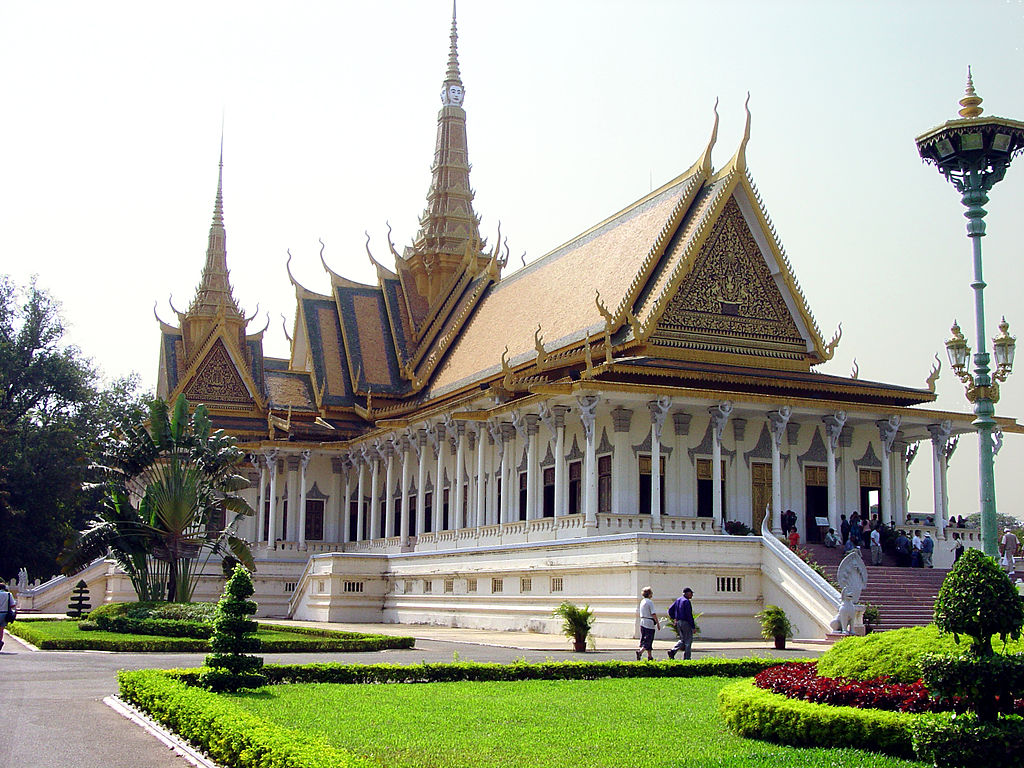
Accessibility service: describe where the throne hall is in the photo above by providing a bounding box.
[138,11,1008,639]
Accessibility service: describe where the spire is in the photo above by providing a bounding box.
[402,2,490,305]
[958,66,984,118]
[187,139,243,321]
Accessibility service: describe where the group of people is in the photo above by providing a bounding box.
[890,529,935,568]
[636,585,696,661]
[1001,527,1021,577]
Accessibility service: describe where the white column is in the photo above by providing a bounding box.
[432,423,446,532]
[285,454,300,542]
[369,443,382,540]
[244,467,261,542]
[928,421,952,532]
[709,402,733,532]
[475,424,487,525]
[453,423,466,529]
[466,427,478,527]
[672,411,693,515]
[552,407,569,517]
[648,396,671,530]
[296,450,310,548]
[331,456,347,544]
[499,422,514,524]
[265,450,280,545]
[400,435,412,546]
[823,412,847,532]
[256,458,268,542]
[610,406,632,515]
[578,395,599,530]
[940,437,958,539]
[386,439,400,539]
[416,428,428,536]
[356,451,368,541]
[768,407,792,535]
[525,414,540,520]
[876,416,901,527]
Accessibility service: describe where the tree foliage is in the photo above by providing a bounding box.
[0,275,149,582]
[933,547,1024,656]
[62,393,256,602]
[199,564,266,691]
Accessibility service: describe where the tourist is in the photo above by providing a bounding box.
[823,527,839,548]
[951,532,965,564]
[667,587,696,660]
[957,515,967,528]
[782,509,797,535]
[635,586,659,661]
[788,527,800,549]
[1000,527,1021,577]
[870,524,883,566]
[839,514,850,545]
[894,530,911,567]
[910,530,923,568]
[921,532,934,568]
[0,580,15,651]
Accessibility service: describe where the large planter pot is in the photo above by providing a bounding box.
[774,635,787,650]
[573,639,587,652]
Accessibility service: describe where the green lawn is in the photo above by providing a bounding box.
[231,676,927,768]
[9,619,412,652]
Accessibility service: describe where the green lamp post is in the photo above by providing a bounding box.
[915,70,1024,556]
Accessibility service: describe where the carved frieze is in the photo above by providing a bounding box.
[183,339,251,405]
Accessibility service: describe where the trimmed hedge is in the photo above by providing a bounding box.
[165,657,788,687]
[118,670,371,768]
[97,616,213,639]
[717,678,916,758]
[7,619,415,653]
[912,713,1024,767]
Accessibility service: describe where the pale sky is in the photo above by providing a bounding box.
[2,1,1023,520]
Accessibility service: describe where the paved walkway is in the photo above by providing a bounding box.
[0,621,826,768]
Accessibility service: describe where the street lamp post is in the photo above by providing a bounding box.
[915,71,1024,556]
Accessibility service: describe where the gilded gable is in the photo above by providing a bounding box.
[182,338,254,408]
[648,196,807,360]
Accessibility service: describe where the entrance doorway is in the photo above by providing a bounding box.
[859,468,881,520]
[751,462,772,532]
[696,458,726,518]
[638,455,665,515]
[804,465,828,542]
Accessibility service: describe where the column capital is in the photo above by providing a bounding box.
[927,420,953,445]
[331,456,346,473]
[672,410,691,437]
[577,395,598,439]
[732,417,747,443]
[709,401,733,440]
[300,449,311,469]
[417,428,428,447]
[525,413,540,435]
[611,406,633,433]
[876,415,901,457]
[246,469,261,484]
[551,404,570,426]
[822,411,847,451]
[286,454,301,472]
[263,448,280,468]
[499,421,516,442]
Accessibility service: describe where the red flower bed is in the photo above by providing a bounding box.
[753,662,938,713]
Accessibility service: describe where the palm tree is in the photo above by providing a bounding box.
[62,394,255,602]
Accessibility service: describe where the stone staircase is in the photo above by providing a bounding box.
[802,542,949,632]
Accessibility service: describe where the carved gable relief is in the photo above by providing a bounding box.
[182,338,253,407]
[650,197,805,355]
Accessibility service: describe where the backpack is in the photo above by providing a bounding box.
[1,591,14,624]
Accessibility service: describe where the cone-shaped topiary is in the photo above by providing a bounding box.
[198,564,266,691]
[66,580,92,618]
[933,547,1024,657]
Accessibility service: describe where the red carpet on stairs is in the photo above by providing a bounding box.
[801,542,948,631]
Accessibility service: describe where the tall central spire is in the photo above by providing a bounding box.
[188,139,242,321]
[402,1,489,305]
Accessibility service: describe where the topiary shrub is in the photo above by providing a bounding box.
[934,547,1024,657]
[197,564,266,691]
[66,580,92,618]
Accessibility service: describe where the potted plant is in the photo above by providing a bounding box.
[553,601,595,652]
[862,603,880,634]
[756,604,793,650]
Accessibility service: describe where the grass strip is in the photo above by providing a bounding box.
[8,619,413,653]
[230,676,927,768]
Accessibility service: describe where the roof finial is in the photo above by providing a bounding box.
[958,66,984,118]
[446,0,462,88]
[697,98,719,175]
[213,123,224,228]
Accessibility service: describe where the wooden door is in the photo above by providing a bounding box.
[751,462,772,532]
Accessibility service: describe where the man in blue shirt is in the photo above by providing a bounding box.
[667,587,695,660]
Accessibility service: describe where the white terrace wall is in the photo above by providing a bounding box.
[288,533,838,640]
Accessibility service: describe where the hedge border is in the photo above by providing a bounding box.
[717,678,917,758]
[7,619,414,653]
[117,670,371,768]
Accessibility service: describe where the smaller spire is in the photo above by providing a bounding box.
[958,66,984,118]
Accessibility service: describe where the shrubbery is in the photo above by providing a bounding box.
[718,679,916,758]
[817,625,963,682]
[198,565,266,692]
[753,662,936,713]
[912,713,1024,767]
